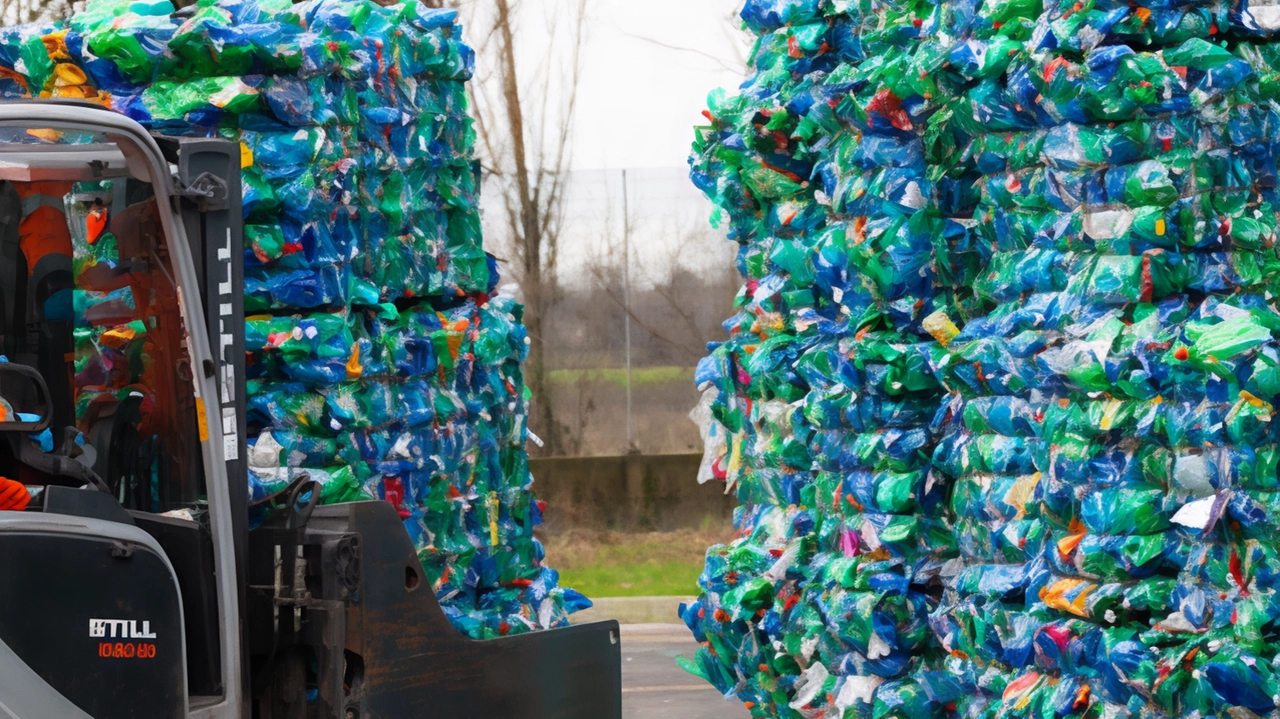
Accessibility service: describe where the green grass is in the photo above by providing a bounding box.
[548,366,695,387]
[557,557,703,598]
[544,527,732,598]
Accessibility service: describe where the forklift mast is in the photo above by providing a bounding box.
[0,101,622,719]
[158,132,251,709]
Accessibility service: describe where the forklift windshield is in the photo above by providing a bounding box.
[0,124,206,513]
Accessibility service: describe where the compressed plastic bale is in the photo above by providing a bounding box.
[239,294,558,638]
[244,264,347,312]
[919,15,1280,719]
[0,0,583,640]
[688,0,1280,718]
[74,2,178,86]
[238,125,353,178]
[681,2,989,716]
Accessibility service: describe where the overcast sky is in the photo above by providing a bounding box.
[465,0,750,172]
[466,0,750,287]
[573,1,748,170]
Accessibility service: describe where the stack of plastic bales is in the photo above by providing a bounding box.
[0,0,586,640]
[692,0,1280,717]
[682,0,984,715]
[929,5,1280,718]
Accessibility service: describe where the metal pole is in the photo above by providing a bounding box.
[622,169,634,450]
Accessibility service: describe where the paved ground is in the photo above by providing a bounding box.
[620,624,750,719]
[571,596,694,626]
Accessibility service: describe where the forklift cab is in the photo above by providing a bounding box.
[0,102,621,719]
[0,103,240,719]
[0,132,209,511]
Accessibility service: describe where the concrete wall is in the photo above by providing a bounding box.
[530,453,736,533]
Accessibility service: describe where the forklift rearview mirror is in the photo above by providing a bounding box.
[0,362,52,433]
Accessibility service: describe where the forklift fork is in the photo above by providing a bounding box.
[248,500,623,719]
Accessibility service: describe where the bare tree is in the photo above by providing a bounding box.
[584,188,735,363]
[461,0,588,456]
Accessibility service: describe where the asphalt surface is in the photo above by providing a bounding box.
[621,625,750,719]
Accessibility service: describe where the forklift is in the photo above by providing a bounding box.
[0,100,622,719]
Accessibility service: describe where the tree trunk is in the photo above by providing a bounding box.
[492,0,561,456]
[522,296,559,456]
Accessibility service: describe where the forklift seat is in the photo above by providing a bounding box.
[86,389,162,511]
[0,180,95,490]
[18,188,76,434]
[0,181,23,362]
[25,252,75,432]
[0,181,75,428]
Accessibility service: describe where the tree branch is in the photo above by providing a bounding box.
[615,28,744,74]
